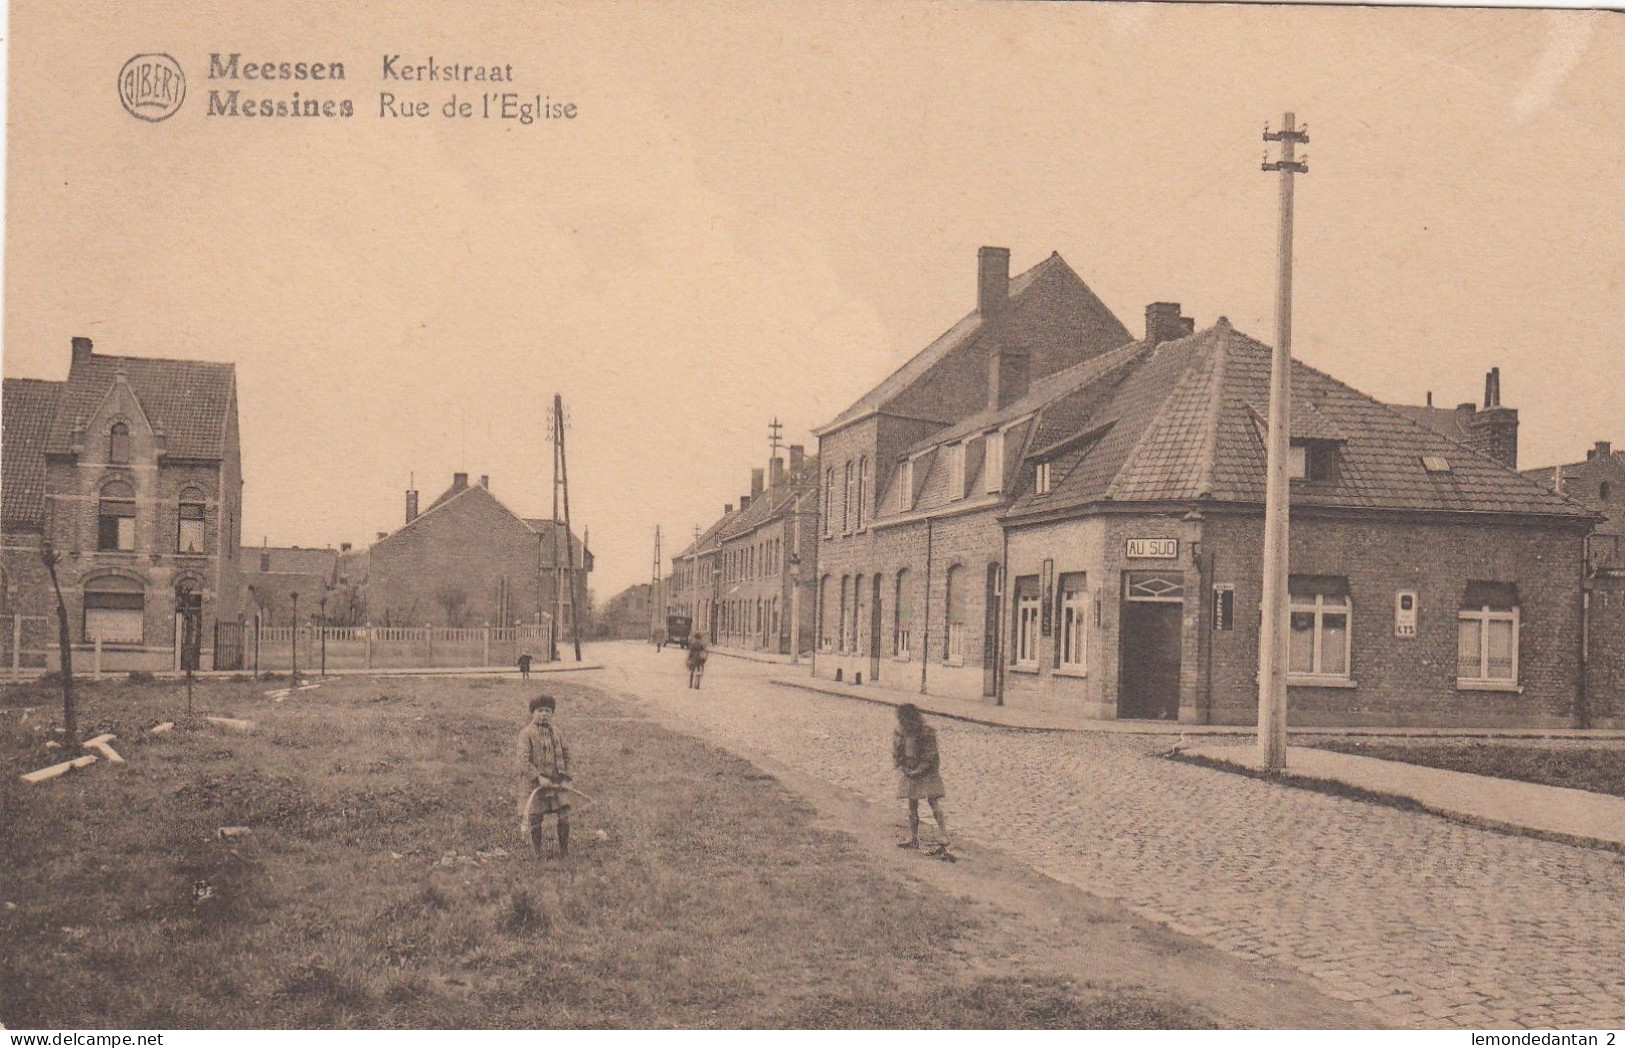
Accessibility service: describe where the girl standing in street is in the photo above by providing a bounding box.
[893,703,953,860]
[686,632,708,689]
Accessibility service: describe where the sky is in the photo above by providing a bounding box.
[3,2,1622,601]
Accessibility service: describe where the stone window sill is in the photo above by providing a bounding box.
[1010,663,1040,675]
[943,657,965,668]
[1458,679,1522,693]
[1054,666,1088,679]
[891,655,912,664]
[1287,675,1358,689]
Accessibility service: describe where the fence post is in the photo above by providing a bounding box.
[94,636,103,680]
[252,615,261,680]
[11,614,20,683]
[364,625,373,670]
[425,625,433,668]
[483,625,490,667]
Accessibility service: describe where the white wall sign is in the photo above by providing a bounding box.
[1395,590,1418,637]
[1125,538,1179,560]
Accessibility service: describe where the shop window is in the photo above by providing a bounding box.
[97,480,137,552]
[177,489,207,554]
[83,576,144,644]
[109,423,130,464]
[1057,572,1089,670]
[1012,575,1040,667]
[1288,575,1351,679]
[1458,582,1519,686]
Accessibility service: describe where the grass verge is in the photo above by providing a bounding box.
[1305,737,1625,800]
[1,675,1212,1029]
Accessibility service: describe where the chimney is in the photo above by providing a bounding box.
[987,348,1031,411]
[479,474,489,489]
[789,445,806,474]
[405,488,419,524]
[71,336,93,365]
[452,472,469,491]
[1595,440,1613,460]
[376,531,388,541]
[724,503,733,515]
[340,542,352,552]
[1145,302,1187,347]
[770,457,786,488]
[1466,368,1519,470]
[1426,391,1433,407]
[740,494,752,511]
[751,468,765,498]
[977,246,1011,316]
[1485,367,1501,408]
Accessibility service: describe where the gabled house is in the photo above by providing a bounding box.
[708,446,820,655]
[365,472,590,631]
[810,245,1137,696]
[1,337,244,671]
[998,319,1599,727]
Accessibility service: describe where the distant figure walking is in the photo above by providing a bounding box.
[517,651,533,681]
[518,695,572,859]
[893,703,952,860]
[686,632,708,689]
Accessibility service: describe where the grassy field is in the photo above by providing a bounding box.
[0,674,1210,1029]
[1308,737,1625,799]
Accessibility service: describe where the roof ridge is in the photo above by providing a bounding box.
[1194,322,1232,499]
[1101,327,1219,501]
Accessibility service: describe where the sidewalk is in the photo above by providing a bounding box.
[1184,743,1625,852]
[702,644,801,667]
[771,672,1625,739]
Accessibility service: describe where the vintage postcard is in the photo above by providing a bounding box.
[2,0,1622,1037]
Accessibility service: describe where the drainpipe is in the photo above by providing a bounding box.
[997,524,1009,706]
[1578,531,1591,729]
[921,517,933,695]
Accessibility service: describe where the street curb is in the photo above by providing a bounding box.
[1170,750,1625,856]
[769,677,1077,733]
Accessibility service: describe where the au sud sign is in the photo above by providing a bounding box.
[1126,538,1179,559]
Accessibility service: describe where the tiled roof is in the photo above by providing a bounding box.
[815,253,1125,434]
[1390,403,1475,443]
[523,518,591,569]
[44,352,236,460]
[1520,453,1625,537]
[240,546,340,577]
[2,378,63,527]
[1007,320,1593,522]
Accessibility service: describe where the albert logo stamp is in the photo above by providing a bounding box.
[118,54,186,121]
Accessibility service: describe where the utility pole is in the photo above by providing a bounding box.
[768,417,784,473]
[651,525,663,646]
[551,394,584,661]
[548,400,565,661]
[1258,111,1308,771]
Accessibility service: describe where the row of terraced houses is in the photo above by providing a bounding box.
[676,246,1622,728]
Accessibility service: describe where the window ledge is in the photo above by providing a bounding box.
[891,655,912,664]
[1053,666,1088,679]
[944,657,965,668]
[1010,663,1040,675]
[1458,679,1522,693]
[1287,675,1358,689]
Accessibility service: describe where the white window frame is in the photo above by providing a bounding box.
[1287,444,1309,480]
[843,461,854,533]
[1458,604,1520,687]
[1035,461,1052,496]
[947,444,966,501]
[1013,578,1040,667]
[1288,590,1353,680]
[984,431,1004,494]
[856,457,869,529]
[897,459,914,513]
[893,572,912,658]
[1058,575,1088,672]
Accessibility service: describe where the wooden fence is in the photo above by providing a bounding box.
[233,621,554,675]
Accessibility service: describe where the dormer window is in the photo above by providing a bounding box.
[1289,440,1338,483]
[109,422,130,463]
[1035,461,1052,496]
[984,431,1004,494]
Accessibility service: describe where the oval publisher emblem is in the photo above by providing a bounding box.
[119,54,186,122]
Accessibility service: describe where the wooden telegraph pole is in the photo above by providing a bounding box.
[550,394,585,661]
[1258,112,1309,771]
[651,525,663,646]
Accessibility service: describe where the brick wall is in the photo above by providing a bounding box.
[1587,575,1625,727]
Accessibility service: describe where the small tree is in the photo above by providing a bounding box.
[40,542,75,739]
[434,583,470,628]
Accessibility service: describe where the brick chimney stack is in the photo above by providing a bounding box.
[751,468,765,499]
[71,336,93,366]
[789,445,806,475]
[405,488,419,524]
[1467,368,1518,470]
[1590,441,1613,460]
[479,474,489,489]
[770,457,786,488]
[1145,302,1189,347]
[977,246,1011,316]
[452,472,469,492]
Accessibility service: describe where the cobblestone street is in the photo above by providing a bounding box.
[600,646,1625,1030]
